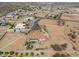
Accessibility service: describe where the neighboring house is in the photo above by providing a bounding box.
[6,13,13,18]
[4,9,25,21]
[14,23,26,32]
[26,16,35,22]
[31,22,41,30]
[13,16,35,33]
[25,16,35,31]
[29,19,49,42]
[29,30,46,42]
[0,22,6,26]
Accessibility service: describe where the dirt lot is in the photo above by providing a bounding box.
[0,32,27,50]
[61,14,79,21]
[33,19,79,56]
[34,19,73,52]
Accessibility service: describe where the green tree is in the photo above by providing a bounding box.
[19,53,23,57]
[0,51,3,55]
[15,52,19,56]
[36,53,39,56]
[5,51,9,55]
[40,52,44,55]
[10,51,15,55]
[68,31,77,39]
[25,52,29,56]
[30,52,34,56]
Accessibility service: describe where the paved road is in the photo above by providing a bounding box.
[0,49,52,53]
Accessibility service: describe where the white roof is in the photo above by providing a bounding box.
[15,23,26,29]
[26,16,34,20]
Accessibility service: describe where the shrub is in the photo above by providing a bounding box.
[51,43,67,51]
[61,43,67,50]
[53,53,61,57]
[26,44,33,50]
[71,34,76,39]
[36,53,39,56]
[53,15,58,19]
[57,20,65,26]
[51,44,62,51]
[68,31,77,39]
[53,53,70,57]
[61,54,67,57]
[72,46,77,50]
[24,40,29,46]
[61,54,70,57]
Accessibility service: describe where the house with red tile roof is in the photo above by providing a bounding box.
[29,30,46,42]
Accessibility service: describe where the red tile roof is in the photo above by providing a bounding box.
[30,30,45,41]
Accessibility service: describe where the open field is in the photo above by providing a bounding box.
[61,14,79,21]
[0,32,28,50]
